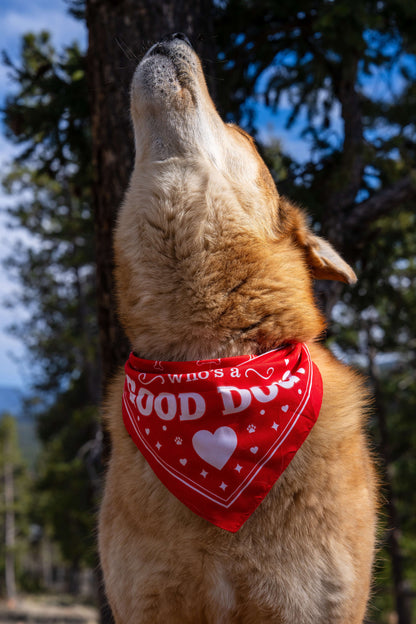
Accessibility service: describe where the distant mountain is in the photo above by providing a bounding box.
[0,385,24,417]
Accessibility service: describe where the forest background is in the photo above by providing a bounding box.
[0,0,415,623]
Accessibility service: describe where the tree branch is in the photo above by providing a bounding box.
[345,174,416,231]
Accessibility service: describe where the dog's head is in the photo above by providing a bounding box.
[115,34,356,360]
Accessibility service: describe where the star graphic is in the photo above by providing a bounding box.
[235,464,242,473]
[271,422,279,431]
[200,470,208,478]
[155,442,162,450]
[219,482,228,491]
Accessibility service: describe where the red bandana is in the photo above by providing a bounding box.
[122,343,322,532]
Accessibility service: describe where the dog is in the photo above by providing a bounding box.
[98,33,377,623]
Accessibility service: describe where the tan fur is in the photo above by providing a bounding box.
[99,36,377,623]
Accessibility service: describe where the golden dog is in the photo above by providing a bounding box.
[99,33,377,623]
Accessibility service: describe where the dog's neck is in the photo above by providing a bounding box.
[115,162,324,364]
[116,40,329,364]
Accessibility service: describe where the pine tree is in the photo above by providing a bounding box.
[2,32,100,576]
[330,208,416,622]
[3,32,98,399]
[215,0,416,277]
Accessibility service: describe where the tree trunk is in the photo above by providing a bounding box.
[367,344,413,624]
[68,561,81,596]
[85,2,217,622]
[4,453,17,605]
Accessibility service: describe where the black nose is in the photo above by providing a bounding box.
[160,32,193,48]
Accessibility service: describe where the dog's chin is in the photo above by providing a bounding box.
[134,54,179,96]
[132,56,197,118]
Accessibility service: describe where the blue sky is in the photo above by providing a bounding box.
[0,0,86,388]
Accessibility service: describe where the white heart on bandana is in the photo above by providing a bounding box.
[192,426,237,470]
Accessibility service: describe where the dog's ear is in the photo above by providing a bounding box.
[301,233,357,284]
[283,201,357,284]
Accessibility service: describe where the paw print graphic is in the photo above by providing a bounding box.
[175,436,183,445]
[247,424,256,433]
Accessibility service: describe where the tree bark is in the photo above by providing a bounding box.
[326,56,364,227]
[85,2,217,622]
[4,447,17,605]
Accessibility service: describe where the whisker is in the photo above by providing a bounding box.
[114,36,140,62]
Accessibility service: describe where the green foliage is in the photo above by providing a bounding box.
[66,0,86,22]
[329,208,416,621]
[3,32,90,178]
[35,383,100,567]
[215,0,416,222]
[2,32,97,396]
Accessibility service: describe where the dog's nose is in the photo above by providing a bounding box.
[160,32,193,48]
